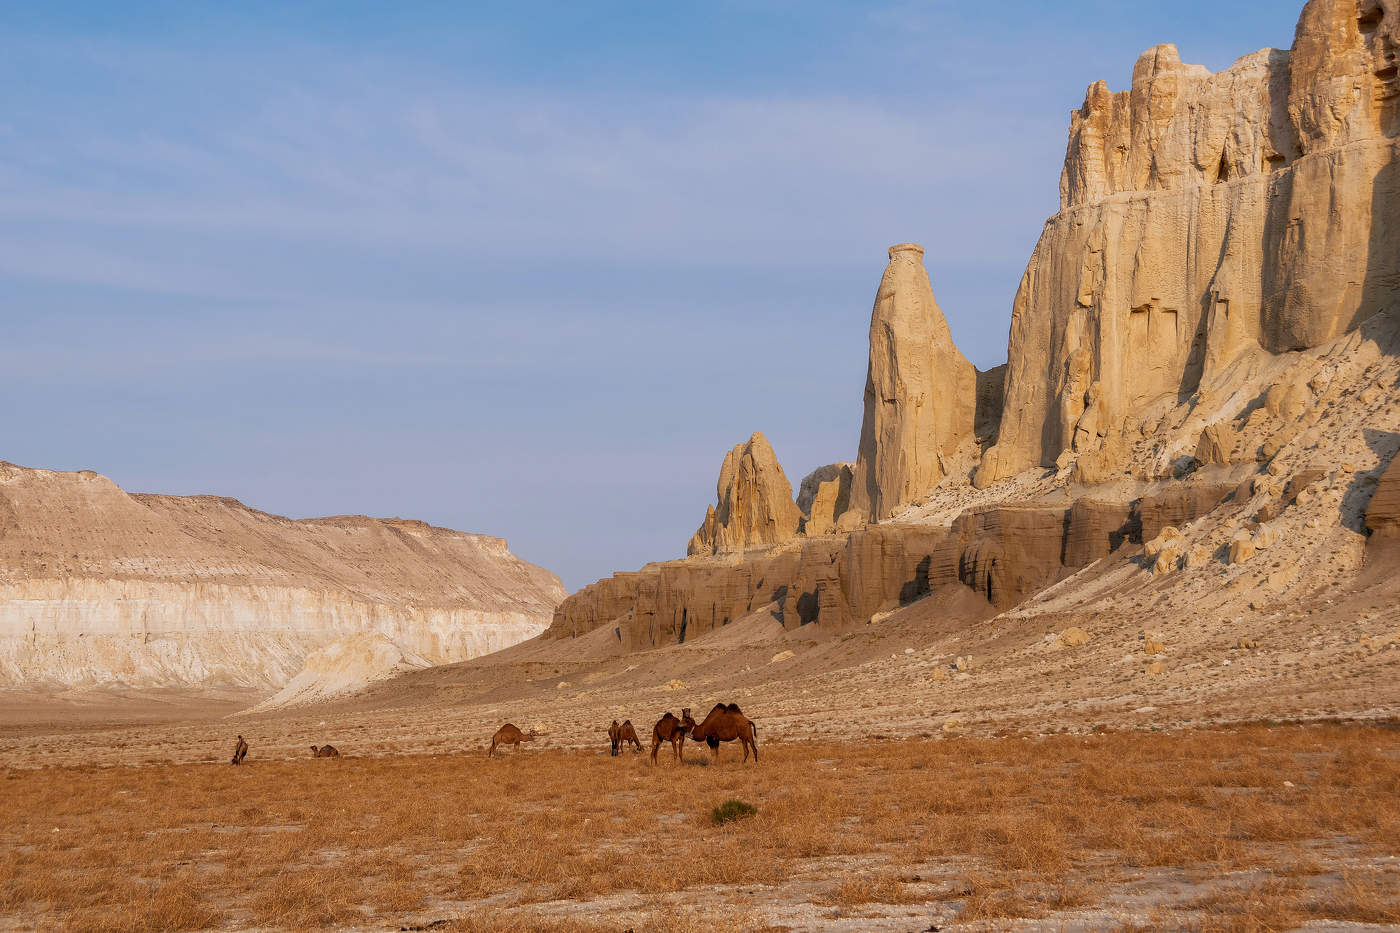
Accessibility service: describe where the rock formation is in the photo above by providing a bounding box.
[978,0,1400,486]
[798,463,853,537]
[1367,452,1400,549]
[687,433,804,556]
[847,244,979,521]
[0,462,565,691]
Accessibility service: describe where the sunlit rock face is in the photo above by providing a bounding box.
[687,432,804,556]
[979,0,1400,485]
[0,463,565,689]
[847,244,978,522]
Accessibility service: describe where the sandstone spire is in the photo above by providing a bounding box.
[687,432,803,556]
[847,244,977,521]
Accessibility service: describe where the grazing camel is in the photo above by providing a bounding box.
[650,708,697,764]
[617,719,642,754]
[690,703,759,763]
[488,724,535,758]
[310,744,340,758]
[230,735,248,765]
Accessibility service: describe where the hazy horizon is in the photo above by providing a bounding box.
[2,1,1307,589]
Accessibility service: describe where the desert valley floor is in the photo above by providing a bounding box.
[2,576,1399,932]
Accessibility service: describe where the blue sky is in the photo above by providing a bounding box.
[1,1,1306,590]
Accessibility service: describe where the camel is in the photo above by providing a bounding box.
[310,744,340,758]
[618,720,642,753]
[608,720,621,756]
[488,724,535,758]
[690,703,759,763]
[650,708,697,764]
[230,735,248,765]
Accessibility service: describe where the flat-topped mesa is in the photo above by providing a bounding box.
[847,244,978,521]
[977,0,1400,487]
[687,432,803,556]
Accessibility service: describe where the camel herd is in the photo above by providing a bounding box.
[229,702,758,766]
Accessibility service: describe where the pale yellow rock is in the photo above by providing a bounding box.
[1146,661,1167,676]
[931,667,949,682]
[1058,627,1092,648]
[769,650,795,664]
[799,464,853,537]
[688,432,803,556]
[663,679,687,691]
[1183,543,1215,569]
[1196,423,1239,465]
[1266,380,1314,422]
[1229,528,1258,564]
[1144,527,1184,562]
[1144,639,1167,656]
[849,244,978,521]
[980,2,1400,484]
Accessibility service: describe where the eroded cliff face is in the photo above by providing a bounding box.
[0,463,565,690]
[980,0,1400,484]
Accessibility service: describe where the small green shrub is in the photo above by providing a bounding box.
[711,799,758,825]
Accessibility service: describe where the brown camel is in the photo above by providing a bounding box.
[650,708,697,764]
[230,735,248,765]
[618,720,642,753]
[310,744,340,758]
[608,720,621,756]
[488,724,535,758]
[691,703,759,763]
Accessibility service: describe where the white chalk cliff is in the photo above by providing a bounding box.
[0,462,565,695]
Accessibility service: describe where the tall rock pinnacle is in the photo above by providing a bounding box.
[687,432,803,556]
[847,244,977,521]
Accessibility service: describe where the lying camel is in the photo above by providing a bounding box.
[310,744,340,758]
[691,703,759,763]
[650,708,697,764]
[489,724,535,758]
[230,735,248,766]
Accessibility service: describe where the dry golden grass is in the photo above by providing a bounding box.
[0,724,1396,930]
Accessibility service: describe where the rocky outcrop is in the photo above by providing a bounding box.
[798,464,853,537]
[0,462,565,690]
[1367,453,1400,549]
[848,245,980,521]
[688,433,803,556]
[556,495,1148,644]
[978,0,1400,486]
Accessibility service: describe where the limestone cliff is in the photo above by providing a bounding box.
[979,0,1400,485]
[847,244,978,521]
[687,433,804,556]
[0,462,565,691]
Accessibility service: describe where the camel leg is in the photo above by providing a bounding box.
[488,742,496,758]
[650,735,661,764]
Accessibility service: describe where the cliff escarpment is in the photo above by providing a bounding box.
[0,463,565,693]
[550,0,1400,661]
[980,0,1400,484]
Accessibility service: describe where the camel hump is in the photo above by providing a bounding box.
[622,719,631,726]
[725,703,743,714]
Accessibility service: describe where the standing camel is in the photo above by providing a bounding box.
[488,724,535,758]
[690,703,759,763]
[230,735,248,765]
[650,708,697,764]
[617,720,642,754]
